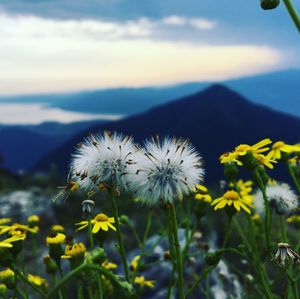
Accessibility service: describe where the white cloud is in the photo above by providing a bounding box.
[0,12,284,95]
[162,15,217,30]
[189,18,216,30]
[0,12,155,39]
[162,15,187,26]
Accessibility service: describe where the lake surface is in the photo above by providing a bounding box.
[0,103,123,124]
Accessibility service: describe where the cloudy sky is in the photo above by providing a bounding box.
[0,0,299,95]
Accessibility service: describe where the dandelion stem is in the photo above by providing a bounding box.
[168,204,185,299]
[283,0,300,33]
[111,195,130,282]
[280,216,288,242]
[87,218,94,250]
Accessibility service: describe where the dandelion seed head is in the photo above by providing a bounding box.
[254,182,298,215]
[127,137,204,206]
[69,131,138,192]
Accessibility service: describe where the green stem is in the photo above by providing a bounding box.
[280,216,288,242]
[283,0,300,33]
[261,186,272,255]
[16,287,28,299]
[287,163,300,194]
[86,218,104,298]
[111,195,130,282]
[96,272,104,299]
[169,204,185,299]
[12,267,46,298]
[87,286,94,299]
[87,218,94,250]
[233,218,274,299]
[186,266,215,297]
[77,283,84,299]
[53,274,63,299]
[46,263,132,299]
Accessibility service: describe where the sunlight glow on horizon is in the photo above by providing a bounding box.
[0,11,286,96]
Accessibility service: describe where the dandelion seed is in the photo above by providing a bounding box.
[254,182,298,215]
[70,131,138,192]
[127,137,204,205]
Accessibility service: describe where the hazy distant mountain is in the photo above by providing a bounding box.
[0,121,103,172]
[1,69,299,118]
[35,84,300,182]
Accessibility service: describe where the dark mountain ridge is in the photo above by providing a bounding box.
[35,84,300,183]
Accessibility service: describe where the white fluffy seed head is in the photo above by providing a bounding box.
[254,182,298,216]
[126,137,204,206]
[69,131,138,192]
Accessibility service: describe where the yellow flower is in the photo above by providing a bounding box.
[220,139,272,167]
[0,269,14,280]
[0,223,37,235]
[231,180,254,206]
[27,274,48,289]
[130,255,140,271]
[194,184,212,203]
[0,234,26,248]
[267,141,300,160]
[254,153,277,169]
[287,215,300,223]
[51,225,65,233]
[219,152,242,165]
[134,276,155,288]
[211,190,251,214]
[0,219,11,225]
[233,138,272,157]
[251,213,260,221]
[101,259,117,270]
[62,243,86,259]
[27,215,40,224]
[0,268,15,289]
[46,233,66,245]
[76,213,116,234]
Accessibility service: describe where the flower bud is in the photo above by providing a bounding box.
[85,247,106,264]
[205,251,222,266]
[0,268,16,289]
[82,199,95,219]
[260,0,280,10]
[27,215,40,227]
[0,283,7,297]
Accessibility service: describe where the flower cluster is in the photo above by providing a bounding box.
[67,132,204,206]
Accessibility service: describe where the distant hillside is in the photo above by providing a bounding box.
[1,69,299,118]
[35,84,300,182]
[0,121,103,172]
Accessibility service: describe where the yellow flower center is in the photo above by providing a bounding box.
[272,141,285,149]
[94,213,109,222]
[223,190,240,201]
